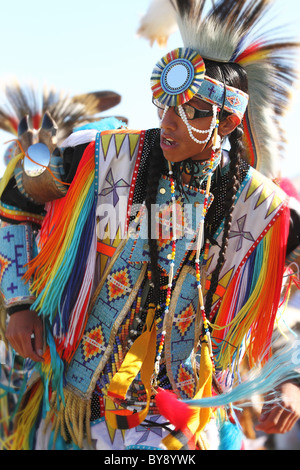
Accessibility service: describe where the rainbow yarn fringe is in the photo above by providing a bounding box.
[183,338,300,411]
[211,203,290,375]
[5,142,97,450]
[18,140,98,429]
[24,141,97,362]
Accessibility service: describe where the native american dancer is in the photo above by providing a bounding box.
[1,0,300,450]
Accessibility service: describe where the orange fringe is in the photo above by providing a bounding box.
[212,204,289,370]
[23,142,95,294]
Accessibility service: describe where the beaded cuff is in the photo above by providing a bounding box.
[0,224,35,310]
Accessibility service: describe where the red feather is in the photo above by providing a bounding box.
[155,388,194,431]
[280,177,300,201]
[235,41,262,63]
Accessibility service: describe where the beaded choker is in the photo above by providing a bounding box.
[174,148,222,189]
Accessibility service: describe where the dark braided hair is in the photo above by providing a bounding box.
[204,124,244,317]
[203,60,248,317]
[145,133,167,306]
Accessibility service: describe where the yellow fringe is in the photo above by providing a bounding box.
[44,389,92,449]
[0,152,24,199]
[0,435,13,450]
[162,341,213,450]
[197,431,210,450]
[3,378,90,450]
[8,380,44,450]
[0,395,10,445]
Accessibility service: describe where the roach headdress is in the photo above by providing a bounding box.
[144,0,300,177]
[0,82,122,164]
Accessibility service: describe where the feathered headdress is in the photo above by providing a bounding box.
[0,82,124,164]
[137,0,178,47]
[139,0,300,178]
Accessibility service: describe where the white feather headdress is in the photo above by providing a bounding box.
[137,0,177,47]
[138,0,300,178]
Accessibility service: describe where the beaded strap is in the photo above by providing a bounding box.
[152,161,176,386]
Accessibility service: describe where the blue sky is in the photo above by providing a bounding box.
[0,0,299,179]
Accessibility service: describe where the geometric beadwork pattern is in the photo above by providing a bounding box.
[173,302,196,338]
[164,269,199,400]
[106,267,133,302]
[174,363,195,399]
[82,325,106,363]
[156,199,185,243]
[129,176,213,277]
[65,135,287,404]
[0,224,34,306]
[66,241,145,397]
[156,236,172,252]
[0,252,11,283]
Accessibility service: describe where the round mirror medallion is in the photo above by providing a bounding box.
[24,143,51,176]
[151,47,205,106]
[161,60,193,94]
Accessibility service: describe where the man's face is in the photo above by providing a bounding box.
[159,97,215,163]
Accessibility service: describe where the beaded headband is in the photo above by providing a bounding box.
[151,47,249,120]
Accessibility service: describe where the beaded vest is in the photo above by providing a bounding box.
[64,129,288,406]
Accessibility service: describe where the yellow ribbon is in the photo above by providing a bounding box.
[105,304,157,429]
[162,340,213,450]
[0,152,23,199]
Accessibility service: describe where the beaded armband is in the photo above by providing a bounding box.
[0,223,36,310]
